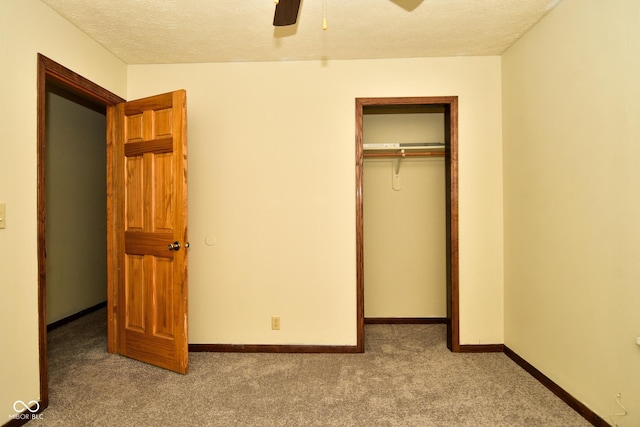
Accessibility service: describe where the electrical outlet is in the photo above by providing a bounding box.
[271,316,281,330]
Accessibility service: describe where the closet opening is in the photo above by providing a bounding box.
[355,97,459,352]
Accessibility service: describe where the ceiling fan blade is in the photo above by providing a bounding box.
[273,0,302,26]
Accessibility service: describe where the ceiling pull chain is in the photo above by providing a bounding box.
[323,0,328,30]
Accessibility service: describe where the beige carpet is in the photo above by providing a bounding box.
[29,309,591,426]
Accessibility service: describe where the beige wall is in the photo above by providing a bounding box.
[45,89,107,324]
[502,0,640,424]
[363,112,446,318]
[0,0,126,419]
[127,56,504,346]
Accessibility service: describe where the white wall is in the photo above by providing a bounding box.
[502,0,640,424]
[363,112,446,318]
[127,56,504,346]
[45,89,107,324]
[0,0,126,419]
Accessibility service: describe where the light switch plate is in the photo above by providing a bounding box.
[0,203,5,229]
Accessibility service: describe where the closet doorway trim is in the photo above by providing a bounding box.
[355,96,459,352]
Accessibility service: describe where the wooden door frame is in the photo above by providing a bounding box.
[37,54,125,407]
[355,96,459,352]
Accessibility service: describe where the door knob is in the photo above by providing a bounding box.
[168,241,181,251]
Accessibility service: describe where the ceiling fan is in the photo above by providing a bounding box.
[273,0,302,26]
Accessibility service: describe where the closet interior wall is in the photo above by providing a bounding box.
[363,107,446,319]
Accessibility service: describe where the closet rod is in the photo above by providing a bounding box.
[363,151,445,159]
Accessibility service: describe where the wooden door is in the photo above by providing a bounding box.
[107,90,188,374]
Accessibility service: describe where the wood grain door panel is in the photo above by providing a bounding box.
[110,90,188,374]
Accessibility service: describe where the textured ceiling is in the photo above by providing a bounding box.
[40,0,564,64]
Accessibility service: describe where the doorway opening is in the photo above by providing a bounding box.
[37,54,124,407]
[44,82,107,328]
[355,97,459,352]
